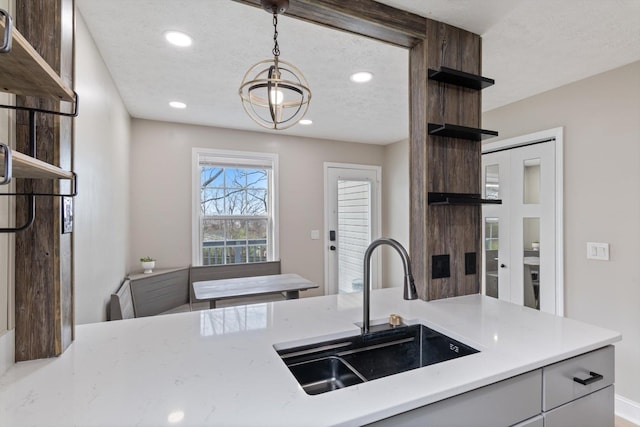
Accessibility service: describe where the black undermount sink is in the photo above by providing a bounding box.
[276,324,479,395]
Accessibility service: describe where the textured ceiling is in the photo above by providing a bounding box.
[77,0,640,145]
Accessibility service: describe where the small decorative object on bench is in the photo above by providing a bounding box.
[140,256,156,273]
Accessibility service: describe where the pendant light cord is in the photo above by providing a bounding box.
[272,13,280,58]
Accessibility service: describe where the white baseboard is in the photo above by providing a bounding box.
[616,394,640,425]
[0,329,15,376]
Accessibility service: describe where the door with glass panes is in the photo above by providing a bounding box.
[482,136,559,314]
[325,164,381,295]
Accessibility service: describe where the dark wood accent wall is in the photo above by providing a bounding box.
[14,0,74,361]
[417,20,482,300]
[408,40,429,298]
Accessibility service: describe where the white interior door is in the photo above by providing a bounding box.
[324,163,381,295]
[482,129,563,315]
[482,151,511,302]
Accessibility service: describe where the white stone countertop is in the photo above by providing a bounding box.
[0,288,621,426]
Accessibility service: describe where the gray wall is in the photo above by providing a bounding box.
[383,139,410,287]
[483,60,640,407]
[74,12,131,324]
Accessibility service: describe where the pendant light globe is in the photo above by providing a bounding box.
[238,0,312,130]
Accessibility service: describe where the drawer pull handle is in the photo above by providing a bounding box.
[573,371,603,386]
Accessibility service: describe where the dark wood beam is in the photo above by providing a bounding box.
[232,0,427,47]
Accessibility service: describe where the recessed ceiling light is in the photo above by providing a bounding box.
[350,71,373,83]
[164,31,192,47]
[169,101,187,109]
[299,119,313,125]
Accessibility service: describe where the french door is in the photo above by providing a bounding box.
[324,163,381,295]
[482,128,563,315]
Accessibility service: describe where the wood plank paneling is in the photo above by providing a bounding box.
[14,0,74,361]
[409,40,428,298]
[421,19,482,300]
[232,0,426,48]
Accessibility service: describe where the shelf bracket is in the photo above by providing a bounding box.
[0,171,76,233]
[0,91,79,118]
[0,143,11,184]
[0,194,34,233]
[0,8,11,53]
[1,171,78,198]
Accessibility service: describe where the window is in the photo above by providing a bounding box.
[192,149,278,266]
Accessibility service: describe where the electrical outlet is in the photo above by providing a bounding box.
[586,242,609,261]
[432,254,450,279]
[465,252,477,275]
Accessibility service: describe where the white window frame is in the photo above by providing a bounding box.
[192,148,279,266]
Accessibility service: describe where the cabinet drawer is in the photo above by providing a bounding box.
[544,384,614,427]
[367,369,542,427]
[543,346,614,411]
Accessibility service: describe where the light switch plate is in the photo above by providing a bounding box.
[587,242,609,261]
[310,230,320,240]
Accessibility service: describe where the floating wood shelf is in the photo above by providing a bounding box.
[0,17,74,102]
[0,10,78,233]
[428,192,502,206]
[1,145,73,180]
[428,123,499,141]
[428,66,495,90]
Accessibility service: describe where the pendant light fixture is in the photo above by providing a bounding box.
[239,0,311,130]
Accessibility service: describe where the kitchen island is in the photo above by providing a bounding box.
[0,288,621,426]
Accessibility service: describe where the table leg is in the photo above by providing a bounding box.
[209,300,217,309]
[285,291,300,300]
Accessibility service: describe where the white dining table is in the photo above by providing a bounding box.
[193,273,318,308]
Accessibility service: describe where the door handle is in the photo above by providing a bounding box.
[500,264,507,268]
[329,245,336,251]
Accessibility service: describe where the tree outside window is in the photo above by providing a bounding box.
[200,166,270,265]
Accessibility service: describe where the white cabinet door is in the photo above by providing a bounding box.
[544,385,614,427]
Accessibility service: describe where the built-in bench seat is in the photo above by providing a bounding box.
[110,267,190,320]
[110,261,283,320]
